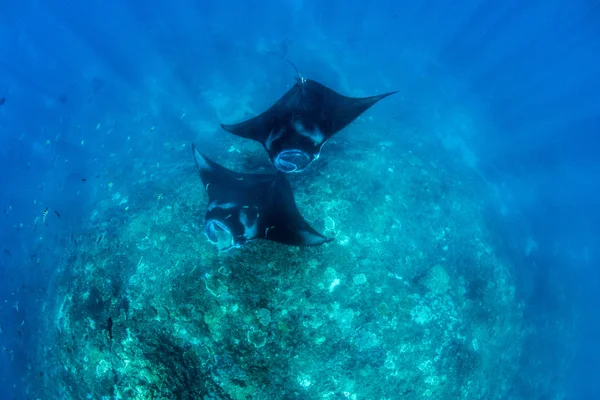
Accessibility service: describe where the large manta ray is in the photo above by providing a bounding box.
[221,77,397,173]
[192,144,332,251]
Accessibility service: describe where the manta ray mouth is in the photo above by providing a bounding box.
[204,219,236,252]
[274,150,312,173]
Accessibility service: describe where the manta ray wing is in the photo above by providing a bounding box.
[220,83,303,143]
[300,79,398,138]
[262,174,333,246]
[193,144,239,188]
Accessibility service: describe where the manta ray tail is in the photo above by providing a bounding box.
[263,50,304,83]
[281,57,302,81]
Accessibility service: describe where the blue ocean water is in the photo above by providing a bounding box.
[0,0,598,399]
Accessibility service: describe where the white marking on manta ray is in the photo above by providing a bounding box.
[299,230,326,245]
[193,148,211,171]
[265,129,284,150]
[264,225,275,238]
[239,208,258,240]
[208,201,237,211]
[294,122,324,145]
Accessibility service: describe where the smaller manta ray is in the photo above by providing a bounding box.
[192,144,332,251]
[221,74,397,173]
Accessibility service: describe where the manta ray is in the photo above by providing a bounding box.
[221,75,397,173]
[192,144,332,251]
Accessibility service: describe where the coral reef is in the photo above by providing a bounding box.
[34,124,529,399]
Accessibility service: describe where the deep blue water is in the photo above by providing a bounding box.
[1,1,599,399]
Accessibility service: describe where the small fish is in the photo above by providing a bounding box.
[107,317,113,340]
[0,97,5,106]
[81,178,87,182]
[97,234,103,244]
[42,208,49,224]
[54,210,61,219]
[3,249,10,257]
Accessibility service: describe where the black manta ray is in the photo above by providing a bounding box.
[192,144,332,251]
[221,73,397,173]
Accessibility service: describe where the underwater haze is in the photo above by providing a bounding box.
[1,0,599,399]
